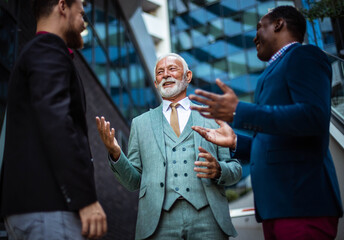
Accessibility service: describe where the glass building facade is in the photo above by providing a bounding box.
[168,0,295,103]
[81,0,159,124]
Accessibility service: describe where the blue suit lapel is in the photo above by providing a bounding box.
[254,43,299,103]
[149,104,167,161]
[254,60,279,103]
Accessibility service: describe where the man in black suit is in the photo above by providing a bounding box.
[0,0,107,239]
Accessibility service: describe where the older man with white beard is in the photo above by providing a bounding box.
[96,53,242,240]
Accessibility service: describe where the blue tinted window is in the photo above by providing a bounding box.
[178,31,192,51]
[226,35,245,54]
[190,8,207,27]
[209,40,227,60]
[227,52,247,79]
[209,18,224,40]
[175,14,190,31]
[224,14,242,36]
[191,26,208,48]
[243,7,258,31]
[244,30,256,48]
[247,48,265,73]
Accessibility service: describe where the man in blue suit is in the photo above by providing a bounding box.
[190,5,343,240]
[96,53,242,239]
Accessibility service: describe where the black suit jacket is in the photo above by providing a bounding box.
[1,33,97,216]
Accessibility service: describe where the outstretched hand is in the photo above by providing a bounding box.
[192,120,237,150]
[96,116,121,160]
[194,146,221,179]
[189,78,239,122]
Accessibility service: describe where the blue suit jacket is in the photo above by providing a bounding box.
[232,43,343,221]
[109,103,242,239]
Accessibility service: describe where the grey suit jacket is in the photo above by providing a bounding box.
[110,103,242,239]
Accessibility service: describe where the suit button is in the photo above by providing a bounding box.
[184,160,187,164]
[66,198,71,203]
[184,173,188,177]
[172,148,176,152]
[182,148,186,151]
[175,187,179,191]
[186,188,190,192]
[173,160,177,164]
[160,182,164,187]
[174,173,178,177]
[163,162,166,166]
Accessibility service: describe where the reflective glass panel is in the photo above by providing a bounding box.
[244,30,257,48]
[221,0,240,15]
[190,8,207,27]
[175,0,189,14]
[175,14,190,31]
[227,52,247,79]
[276,1,294,7]
[208,40,227,60]
[239,0,256,9]
[247,48,265,73]
[243,7,258,31]
[178,31,193,51]
[191,26,208,48]
[224,14,242,37]
[257,1,275,18]
[213,58,229,81]
[226,35,245,54]
[209,18,224,40]
[206,2,221,21]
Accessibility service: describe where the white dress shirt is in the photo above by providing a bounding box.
[162,97,191,134]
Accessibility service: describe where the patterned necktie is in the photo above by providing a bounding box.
[170,103,180,137]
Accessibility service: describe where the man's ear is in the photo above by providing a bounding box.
[274,18,284,32]
[58,0,67,16]
[186,70,192,84]
[154,80,158,89]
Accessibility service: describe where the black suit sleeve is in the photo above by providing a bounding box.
[25,36,97,211]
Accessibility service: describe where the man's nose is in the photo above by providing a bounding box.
[253,35,258,44]
[163,69,170,78]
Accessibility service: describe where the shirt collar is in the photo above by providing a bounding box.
[36,31,74,59]
[163,97,190,112]
[268,42,298,65]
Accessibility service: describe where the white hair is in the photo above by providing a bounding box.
[154,53,189,80]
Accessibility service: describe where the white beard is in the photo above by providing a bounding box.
[156,77,188,98]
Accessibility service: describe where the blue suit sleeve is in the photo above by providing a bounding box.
[231,134,252,162]
[233,45,331,136]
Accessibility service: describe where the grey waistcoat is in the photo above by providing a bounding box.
[162,114,208,211]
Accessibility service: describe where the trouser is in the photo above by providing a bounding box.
[4,211,85,240]
[146,199,228,240]
[262,216,339,240]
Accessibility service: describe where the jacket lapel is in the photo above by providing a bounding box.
[254,61,278,103]
[254,43,299,103]
[149,104,167,161]
[191,103,205,158]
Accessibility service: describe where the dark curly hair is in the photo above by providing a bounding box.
[266,5,306,43]
[31,0,76,21]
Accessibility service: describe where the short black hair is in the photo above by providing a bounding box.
[31,0,76,21]
[266,5,306,43]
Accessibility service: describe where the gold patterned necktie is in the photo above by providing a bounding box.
[170,103,180,137]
